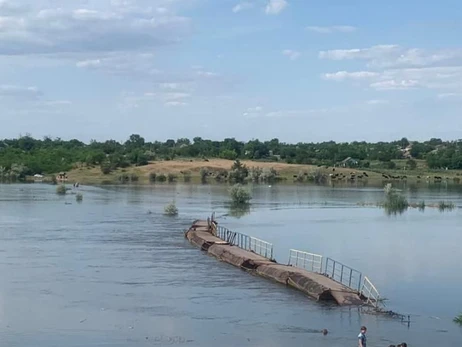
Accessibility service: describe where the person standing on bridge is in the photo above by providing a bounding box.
[358,326,367,347]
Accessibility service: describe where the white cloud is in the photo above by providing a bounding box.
[165,101,187,107]
[162,92,190,100]
[319,44,462,69]
[0,1,191,56]
[232,2,253,13]
[438,93,462,99]
[264,108,331,118]
[265,0,287,15]
[370,80,419,91]
[323,71,378,81]
[0,85,41,98]
[319,45,399,61]
[323,66,462,91]
[76,53,161,77]
[243,106,263,118]
[282,49,301,60]
[306,25,356,34]
[321,42,462,93]
[159,82,186,90]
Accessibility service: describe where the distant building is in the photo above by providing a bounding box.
[339,157,359,168]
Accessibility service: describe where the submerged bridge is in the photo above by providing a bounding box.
[185,214,381,307]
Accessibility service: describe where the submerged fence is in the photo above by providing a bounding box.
[287,249,381,308]
[216,225,274,260]
[324,257,363,292]
[211,214,381,308]
[360,276,381,307]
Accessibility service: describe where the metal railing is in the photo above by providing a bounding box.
[288,249,323,273]
[216,225,274,260]
[324,257,363,292]
[210,214,383,309]
[361,276,381,308]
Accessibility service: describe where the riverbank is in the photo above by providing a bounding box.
[58,158,462,186]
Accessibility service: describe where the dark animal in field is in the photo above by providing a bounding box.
[363,172,368,177]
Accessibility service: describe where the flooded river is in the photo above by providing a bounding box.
[0,183,461,346]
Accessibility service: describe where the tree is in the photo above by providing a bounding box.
[406,159,417,170]
[229,160,248,183]
[125,134,145,149]
[398,137,410,149]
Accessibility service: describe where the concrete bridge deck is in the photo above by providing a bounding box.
[185,220,364,306]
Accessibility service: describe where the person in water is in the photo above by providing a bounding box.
[358,326,367,347]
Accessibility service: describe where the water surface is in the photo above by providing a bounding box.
[0,183,461,346]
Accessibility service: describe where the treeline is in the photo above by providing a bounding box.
[0,135,461,180]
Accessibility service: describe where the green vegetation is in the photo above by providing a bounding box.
[167,173,177,183]
[438,201,455,211]
[454,314,462,325]
[149,172,157,182]
[229,184,252,206]
[2,134,462,183]
[182,171,192,182]
[76,193,83,202]
[229,159,249,184]
[200,168,208,183]
[417,201,426,211]
[157,173,167,182]
[383,183,409,214]
[56,185,66,195]
[164,201,178,216]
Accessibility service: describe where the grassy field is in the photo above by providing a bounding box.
[59,158,462,185]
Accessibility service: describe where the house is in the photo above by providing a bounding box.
[33,174,44,182]
[339,157,359,168]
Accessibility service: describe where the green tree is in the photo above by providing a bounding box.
[406,159,417,170]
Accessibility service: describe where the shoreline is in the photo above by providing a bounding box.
[43,158,462,186]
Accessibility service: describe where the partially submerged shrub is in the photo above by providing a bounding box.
[261,167,279,183]
[167,173,177,183]
[417,200,426,211]
[438,201,455,211]
[249,167,263,182]
[383,183,409,214]
[182,171,192,182]
[228,160,249,184]
[130,173,139,182]
[164,201,178,216]
[229,184,252,206]
[157,173,167,182]
[200,168,208,183]
[295,170,305,183]
[149,172,157,183]
[454,314,462,325]
[76,193,83,202]
[118,174,129,183]
[214,169,228,182]
[56,185,66,195]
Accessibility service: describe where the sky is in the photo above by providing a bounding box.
[1,0,462,143]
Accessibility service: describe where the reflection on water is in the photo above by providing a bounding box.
[0,183,462,346]
[226,204,251,219]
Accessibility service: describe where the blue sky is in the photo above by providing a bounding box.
[1,0,461,143]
